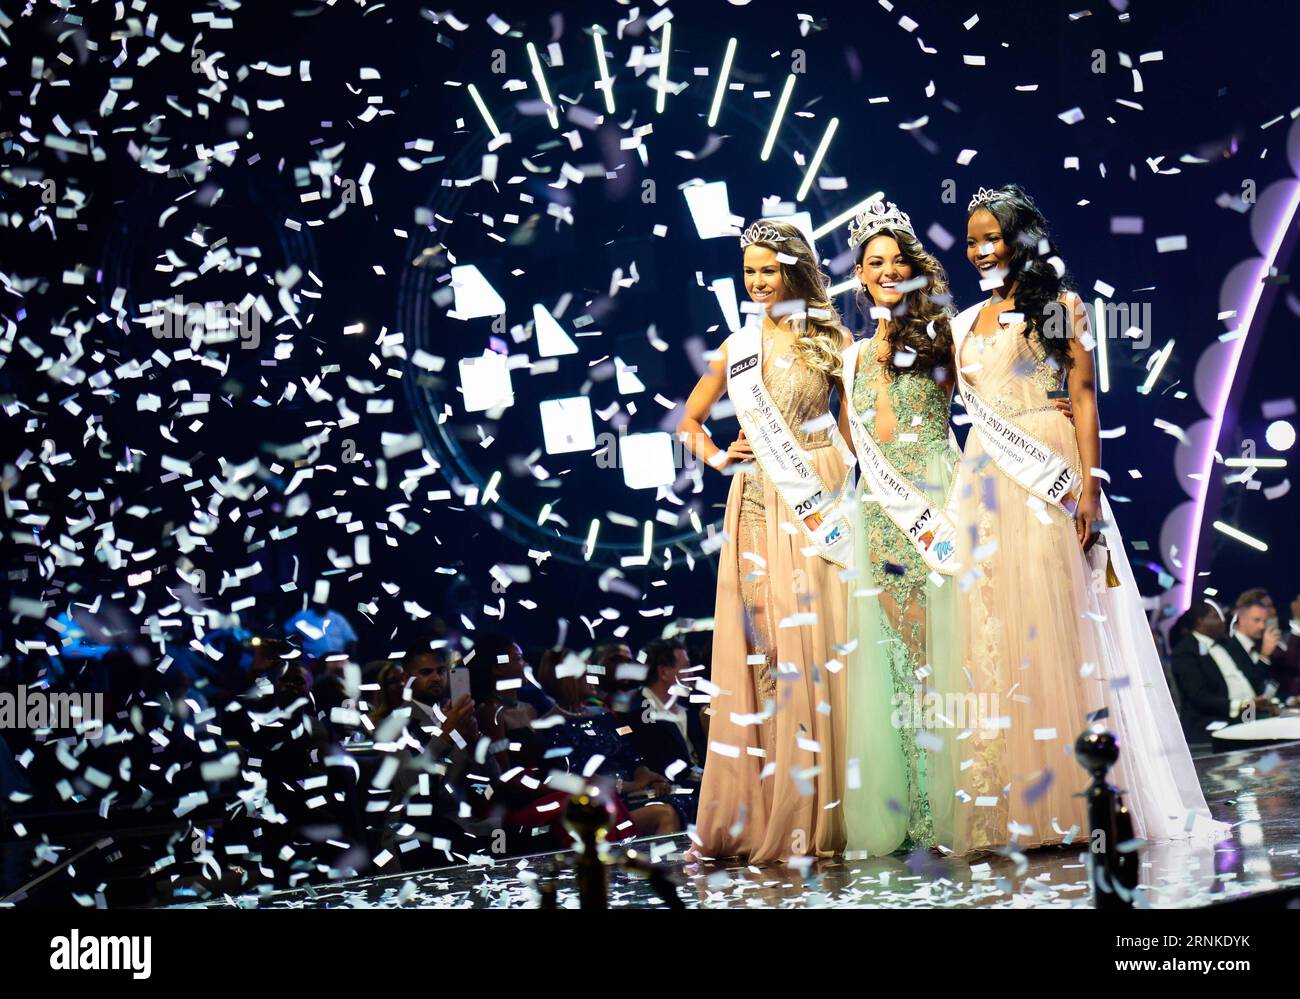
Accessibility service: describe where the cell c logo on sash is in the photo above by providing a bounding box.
[729,354,759,377]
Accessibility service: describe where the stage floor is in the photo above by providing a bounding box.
[179,742,1300,909]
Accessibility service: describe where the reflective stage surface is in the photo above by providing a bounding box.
[178,742,1300,909]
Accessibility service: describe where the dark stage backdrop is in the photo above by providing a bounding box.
[2,0,1297,663]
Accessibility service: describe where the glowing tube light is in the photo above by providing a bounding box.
[656,22,672,114]
[812,192,885,240]
[797,117,840,202]
[760,74,796,162]
[593,28,615,115]
[707,38,737,128]
[467,84,501,139]
[1212,521,1268,552]
[527,42,559,129]
[1094,297,1110,393]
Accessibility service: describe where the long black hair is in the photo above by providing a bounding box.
[967,184,1074,369]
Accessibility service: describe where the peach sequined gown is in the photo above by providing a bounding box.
[694,331,851,863]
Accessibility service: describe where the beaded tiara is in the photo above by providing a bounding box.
[847,199,915,249]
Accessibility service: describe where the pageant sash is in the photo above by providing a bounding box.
[726,321,855,569]
[839,339,960,576]
[951,302,1083,516]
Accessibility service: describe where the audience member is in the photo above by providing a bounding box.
[1171,600,1279,745]
[285,597,359,664]
[470,634,558,767]
[535,647,605,717]
[615,640,705,827]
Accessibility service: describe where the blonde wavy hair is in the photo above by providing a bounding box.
[743,219,845,380]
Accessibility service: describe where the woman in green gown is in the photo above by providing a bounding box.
[839,201,1071,856]
[839,201,963,856]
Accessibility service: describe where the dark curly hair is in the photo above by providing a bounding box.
[966,184,1075,370]
[853,226,955,381]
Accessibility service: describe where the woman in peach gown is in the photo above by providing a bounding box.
[951,185,1224,850]
[676,219,855,863]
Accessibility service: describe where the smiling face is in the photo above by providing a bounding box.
[743,244,787,310]
[855,234,913,308]
[966,207,1013,283]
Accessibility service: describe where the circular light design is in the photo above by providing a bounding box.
[1266,419,1296,451]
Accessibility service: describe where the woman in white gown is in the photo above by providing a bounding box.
[950,184,1226,850]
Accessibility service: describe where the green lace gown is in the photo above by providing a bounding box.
[843,345,964,856]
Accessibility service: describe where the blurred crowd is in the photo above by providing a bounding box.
[5,581,1298,905]
[0,596,711,904]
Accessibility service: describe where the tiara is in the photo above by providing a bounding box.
[967,186,1000,212]
[739,221,792,248]
[847,199,914,249]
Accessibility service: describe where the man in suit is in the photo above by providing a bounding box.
[379,640,501,867]
[1229,596,1284,691]
[1233,588,1300,702]
[1171,601,1278,746]
[618,640,706,809]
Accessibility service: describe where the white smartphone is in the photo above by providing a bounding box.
[448,666,471,702]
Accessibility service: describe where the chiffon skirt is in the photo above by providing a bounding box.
[843,448,970,856]
[694,446,851,863]
[954,407,1227,850]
